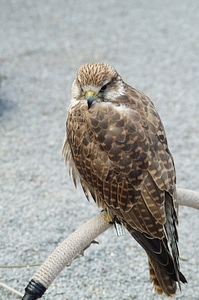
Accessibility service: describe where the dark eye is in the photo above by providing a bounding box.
[99,83,108,93]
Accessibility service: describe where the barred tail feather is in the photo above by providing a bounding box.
[148,256,177,297]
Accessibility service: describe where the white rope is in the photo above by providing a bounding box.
[177,188,199,210]
[31,188,199,289]
[32,210,111,288]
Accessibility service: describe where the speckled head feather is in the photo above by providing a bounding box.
[77,62,118,87]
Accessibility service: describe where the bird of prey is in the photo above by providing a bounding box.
[62,62,187,297]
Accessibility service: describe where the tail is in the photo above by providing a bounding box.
[125,225,187,297]
[148,256,179,297]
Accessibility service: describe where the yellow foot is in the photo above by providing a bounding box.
[105,213,113,224]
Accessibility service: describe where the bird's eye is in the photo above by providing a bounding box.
[99,83,108,93]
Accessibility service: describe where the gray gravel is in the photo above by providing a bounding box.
[0,1,199,299]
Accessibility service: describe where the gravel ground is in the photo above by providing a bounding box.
[0,1,199,299]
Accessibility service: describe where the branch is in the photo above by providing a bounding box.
[21,188,199,299]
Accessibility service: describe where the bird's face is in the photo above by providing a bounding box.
[71,63,125,109]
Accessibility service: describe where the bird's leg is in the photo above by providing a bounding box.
[101,209,114,224]
[102,210,126,236]
[105,213,114,224]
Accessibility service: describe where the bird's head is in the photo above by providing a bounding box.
[71,62,125,109]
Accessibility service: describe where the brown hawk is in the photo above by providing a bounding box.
[62,62,187,296]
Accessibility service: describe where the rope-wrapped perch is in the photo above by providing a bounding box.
[22,211,111,299]
[177,188,199,210]
[22,188,199,299]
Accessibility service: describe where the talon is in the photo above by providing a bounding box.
[105,213,114,224]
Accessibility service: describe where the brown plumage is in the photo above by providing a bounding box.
[62,62,187,296]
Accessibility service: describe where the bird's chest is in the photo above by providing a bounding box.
[67,105,94,154]
[66,103,111,183]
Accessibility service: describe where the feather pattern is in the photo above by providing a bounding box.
[62,62,187,296]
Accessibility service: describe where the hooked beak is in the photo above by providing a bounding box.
[85,90,97,109]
